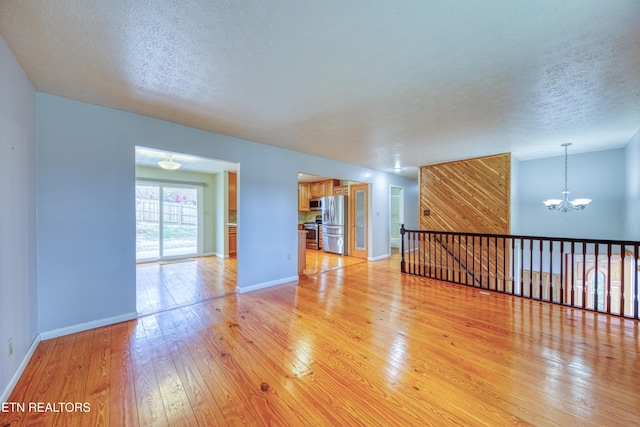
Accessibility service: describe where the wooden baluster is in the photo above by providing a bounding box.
[511,238,516,295]
[439,233,443,281]
[582,242,587,309]
[559,240,564,305]
[445,234,449,281]
[537,240,542,300]
[479,236,484,289]
[501,237,506,293]
[458,234,462,284]
[594,244,600,312]
[409,231,414,275]
[620,245,625,317]
[400,224,405,273]
[465,235,469,285]
[428,232,432,277]
[519,239,524,296]
[606,243,611,314]
[635,245,639,319]
[570,242,575,307]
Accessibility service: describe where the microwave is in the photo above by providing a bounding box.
[309,198,322,210]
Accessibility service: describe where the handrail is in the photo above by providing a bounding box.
[400,225,640,319]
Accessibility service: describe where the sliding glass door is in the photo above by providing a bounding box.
[136,181,202,261]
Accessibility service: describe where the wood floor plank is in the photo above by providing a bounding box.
[136,256,236,316]
[130,319,170,426]
[0,338,56,427]
[4,251,640,426]
[230,285,490,426]
[21,334,77,427]
[48,329,95,427]
[155,310,230,427]
[80,326,111,427]
[167,307,265,426]
[180,304,301,426]
[187,302,343,426]
[108,321,139,427]
[137,315,199,427]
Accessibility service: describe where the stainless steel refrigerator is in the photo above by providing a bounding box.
[321,195,347,255]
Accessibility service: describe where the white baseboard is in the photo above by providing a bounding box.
[200,252,216,257]
[370,254,390,261]
[40,311,138,341]
[212,252,228,259]
[1,334,41,404]
[236,275,299,294]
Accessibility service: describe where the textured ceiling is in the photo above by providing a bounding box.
[1,1,639,178]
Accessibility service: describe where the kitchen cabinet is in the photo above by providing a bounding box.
[310,181,326,199]
[325,179,339,196]
[229,226,237,256]
[298,231,306,273]
[298,183,311,211]
[228,172,237,211]
[334,186,348,195]
[300,179,343,211]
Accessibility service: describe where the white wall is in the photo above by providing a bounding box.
[517,148,626,240]
[36,93,418,333]
[624,130,640,240]
[0,37,38,400]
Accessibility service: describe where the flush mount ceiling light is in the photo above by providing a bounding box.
[158,154,181,171]
[543,143,591,212]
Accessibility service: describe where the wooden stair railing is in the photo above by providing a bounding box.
[400,225,640,319]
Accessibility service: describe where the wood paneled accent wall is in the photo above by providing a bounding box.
[419,153,511,234]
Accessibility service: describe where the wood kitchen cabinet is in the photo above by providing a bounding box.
[300,179,342,211]
[228,172,237,211]
[298,183,310,211]
[325,179,339,196]
[310,181,326,199]
[229,226,237,256]
[334,186,348,195]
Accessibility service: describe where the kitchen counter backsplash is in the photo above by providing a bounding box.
[298,211,320,224]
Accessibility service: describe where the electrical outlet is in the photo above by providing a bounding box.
[8,337,13,356]
[423,209,431,216]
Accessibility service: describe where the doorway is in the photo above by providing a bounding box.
[134,146,239,316]
[389,186,404,255]
[349,183,369,259]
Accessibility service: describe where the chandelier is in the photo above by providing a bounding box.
[543,143,591,212]
[158,154,181,170]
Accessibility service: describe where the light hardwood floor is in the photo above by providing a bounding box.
[3,252,640,426]
[136,256,237,316]
[135,250,365,316]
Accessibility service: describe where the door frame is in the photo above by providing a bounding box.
[389,185,404,254]
[349,183,369,259]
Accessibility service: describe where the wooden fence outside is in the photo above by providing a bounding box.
[136,200,197,225]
